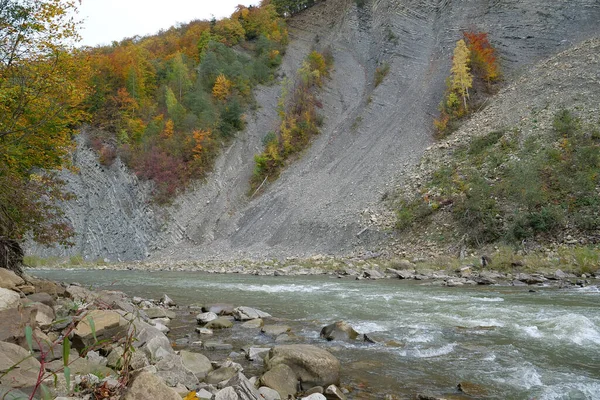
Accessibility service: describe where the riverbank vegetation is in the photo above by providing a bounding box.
[395,108,600,250]
[250,49,333,192]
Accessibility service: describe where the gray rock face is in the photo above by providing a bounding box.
[265,345,340,390]
[0,342,42,388]
[123,371,181,400]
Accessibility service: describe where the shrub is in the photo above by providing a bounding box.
[374,63,390,87]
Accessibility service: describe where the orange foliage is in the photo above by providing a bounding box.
[192,129,211,160]
[212,74,233,100]
[463,31,499,82]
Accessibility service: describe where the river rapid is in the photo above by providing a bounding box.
[31,269,600,400]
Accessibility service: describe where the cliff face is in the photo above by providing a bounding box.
[27,133,160,262]
[30,0,600,261]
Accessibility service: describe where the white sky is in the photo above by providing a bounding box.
[78,0,261,47]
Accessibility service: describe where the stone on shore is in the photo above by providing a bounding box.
[26,292,54,307]
[261,325,291,337]
[204,304,235,315]
[206,366,238,385]
[122,371,181,400]
[0,288,21,311]
[259,386,281,400]
[0,269,25,290]
[265,345,340,390]
[241,318,264,329]
[0,341,42,388]
[180,350,213,380]
[155,354,199,389]
[73,310,128,348]
[301,394,327,400]
[325,384,347,400]
[261,363,298,398]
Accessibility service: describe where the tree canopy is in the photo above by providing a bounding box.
[0,0,89,271]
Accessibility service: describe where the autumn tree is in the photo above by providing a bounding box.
[0,0,88,273]
[450,39,472,110]
[212,74,233,101]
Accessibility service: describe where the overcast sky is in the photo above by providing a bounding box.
[78,0,261,47]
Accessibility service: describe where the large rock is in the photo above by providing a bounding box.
[259,386,281,400]
[261,363,298,398]
[320,321,359,341]
[123,371,181,400]
[26,292,54,307]
[0,341,42,388]
[145,307,167,319]
[65,285,97,302]
[261,325,291,337]
[0,268,25,290]
[196,312,218,324]
[206,366,238,385]
[325,384,347,400]
[265,345,340,389]
[205,317,233,329]
[73,310,128,348]
[204,304,234,315]
[29,302,55,330]
[0,288,21,311]
[246,347,271,361]
[233,306,271,321]
[155,354,199,389]
[0,306,37,343]
[215,373,262,400]
[180,350,213,380]
[241,319,264,329]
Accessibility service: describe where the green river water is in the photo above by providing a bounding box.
[31,269,600,400]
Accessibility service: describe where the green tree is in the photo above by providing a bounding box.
[0,0,88,273]
[167,52,192,102]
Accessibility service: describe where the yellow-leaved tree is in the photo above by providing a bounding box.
[212,74,233,101]
[450,39,473,110]
[0,0,89,273]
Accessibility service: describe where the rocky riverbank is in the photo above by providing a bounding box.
[0,267,353,400]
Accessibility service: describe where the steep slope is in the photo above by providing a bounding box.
[29,0,600,262]
[155,0,600,260]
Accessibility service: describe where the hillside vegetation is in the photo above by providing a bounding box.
[84,3,288,202]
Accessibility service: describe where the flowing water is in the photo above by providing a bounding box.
[32,269,600,399]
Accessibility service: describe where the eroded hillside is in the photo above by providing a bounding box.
[30,0,600,262]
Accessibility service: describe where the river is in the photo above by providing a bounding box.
[31,269,600,399]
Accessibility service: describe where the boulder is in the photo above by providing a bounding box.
[261,363,298,398]
[363,270,384,279]
[122,371,181,400]
[65,285,96,302]
[325,384,347,400]
[107,347,125,369]
[0,341,42,388]
[516,273,546,285]
[204,304,234,315]
[145,307,167,319]
[129,351,150,370]
[302,394,327,400]
[197,388,214,399]
[246,347,271,361]
[320,321,359,341]
[143,334,175,361]
[0,268,25,290]
[233,306,272,321]
[17,285,35,295]
[161,294,175,307]
[0,306,37,343]
[261,325,291,337]
[26,292,54,307]
[155,353,199,389]
[29,302,55,330]
[30,278,65,296]
[218,372,262,400]
[180,350,213,380]
[205,317,233,329]
[206,366,238,385]
[196,312,218,324]
[241,319,264,329]
[0,288,20,311]
[259,386,281,400]
[73,310,128,348]
[265,345,340,389]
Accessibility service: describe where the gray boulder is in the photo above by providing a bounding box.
[155,353,199,389]
[206,366,238,385]
[204,304,234,315]
[145,307,167,319]
[123,371,181,400]
[265,345,340,389]
[73,310,128,348]
[197,312,218,324]
[261,325,291,337]
[246,347,271,361]
[216,372,262,400]
[261,363,297,398]
[259,386,281,400]
[320,321,359,341]
[205,317,233,329]
[241,319,264,329]
[180,350,213,380]
[325,384,347,400]
[0,288,20,311]
[0,341,41,388]
[233,306,271,321]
